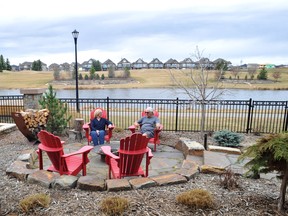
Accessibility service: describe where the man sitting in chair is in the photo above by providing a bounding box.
[134,107,161,138]
[90,108,113,146]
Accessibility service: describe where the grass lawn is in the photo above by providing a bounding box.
[0,68,288,90]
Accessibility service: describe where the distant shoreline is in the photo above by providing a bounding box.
[0,69,288,90]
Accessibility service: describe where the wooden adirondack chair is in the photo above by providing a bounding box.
[128,110,163,152]
[101,133,153,179]
[82,108,115,145]
[37,130,93,176]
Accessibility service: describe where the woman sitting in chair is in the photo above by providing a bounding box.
[90,108,113,146]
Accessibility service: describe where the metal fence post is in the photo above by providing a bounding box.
[175,97,179,132]
[204,133,208,150]
[106,97,110,119]
[246,98,253,134]
[283,101,288,132]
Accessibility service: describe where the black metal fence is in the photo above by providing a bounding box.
[1,95,287,134]
[0,95,24,123]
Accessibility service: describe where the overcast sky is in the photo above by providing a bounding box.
[1,0,288,66]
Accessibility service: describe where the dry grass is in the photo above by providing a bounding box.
[19,193,51,213]
[1,68,288,90]
[0,70,52,89]
[176,189,215,209]
[100,196,129,215]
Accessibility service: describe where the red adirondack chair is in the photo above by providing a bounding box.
[128,110,163,151]
[37,130,93,176]
[101,133,153,179]
[82,108,115,145]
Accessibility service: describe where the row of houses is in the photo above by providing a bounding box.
[13,57,232,72]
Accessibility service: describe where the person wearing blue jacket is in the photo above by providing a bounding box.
[90,109,112,145]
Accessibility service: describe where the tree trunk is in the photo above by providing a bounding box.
[278,164,288,213]
[200,103,206,138]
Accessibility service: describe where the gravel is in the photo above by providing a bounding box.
[0,129,286,215]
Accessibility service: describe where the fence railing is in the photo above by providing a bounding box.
[1,95,287,134]
[0,95,24,123]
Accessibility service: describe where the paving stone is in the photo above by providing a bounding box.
[229,164,249,175]
[153,151,183,159]
[52,175,78,189]
[6,160,34,181]
[200,165,225,174]
[0,123,16,134]
[77,175,106,191]
[208,145,241,155]
[176,159,199,180]
[6,138,261,192]
[150,157,182,171]
[151,173,187,186]
[204,151,231,168]
[260,171,278,180]
[106,179,131,192]
[186,155,203,166]
[152,168,180,176]
[129,177,156,189]
[27,170,60,188]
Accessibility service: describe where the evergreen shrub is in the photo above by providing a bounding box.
[213,129,243,147]
[39,85,71,135]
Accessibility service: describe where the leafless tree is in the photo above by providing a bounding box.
[247,64,258,79]
[272,70,281,81]
[169,46,227,137]
[231,66,240,79]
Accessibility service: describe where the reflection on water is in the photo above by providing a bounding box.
[0,88,287,101]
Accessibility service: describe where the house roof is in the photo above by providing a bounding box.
[118,58,131,64]
[103,59,116,65]
[133,58,148,64]
[179,58,194,64]
[149,58,163,64]
[164,58,179,64]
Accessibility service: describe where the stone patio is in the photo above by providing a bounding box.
[5,136,257,192]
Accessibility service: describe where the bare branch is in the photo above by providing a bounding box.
[169,46,228,136]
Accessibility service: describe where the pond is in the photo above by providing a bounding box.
[0,88,287,101]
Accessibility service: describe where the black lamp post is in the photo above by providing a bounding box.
[72,29,79,112]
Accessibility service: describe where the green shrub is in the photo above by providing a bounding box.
[176,189,214,209]
[213,129,243,147]
[100,196,129,215]
[258,68,268,80]
[39,85,71,135]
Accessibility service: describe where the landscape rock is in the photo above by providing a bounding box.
[151,173,187,186]
[52,175,78,189]
[77,175,106,191]
[27,170,60,188]
[6,160,34,181]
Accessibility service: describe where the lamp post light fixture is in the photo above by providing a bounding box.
[72,29,79,113]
